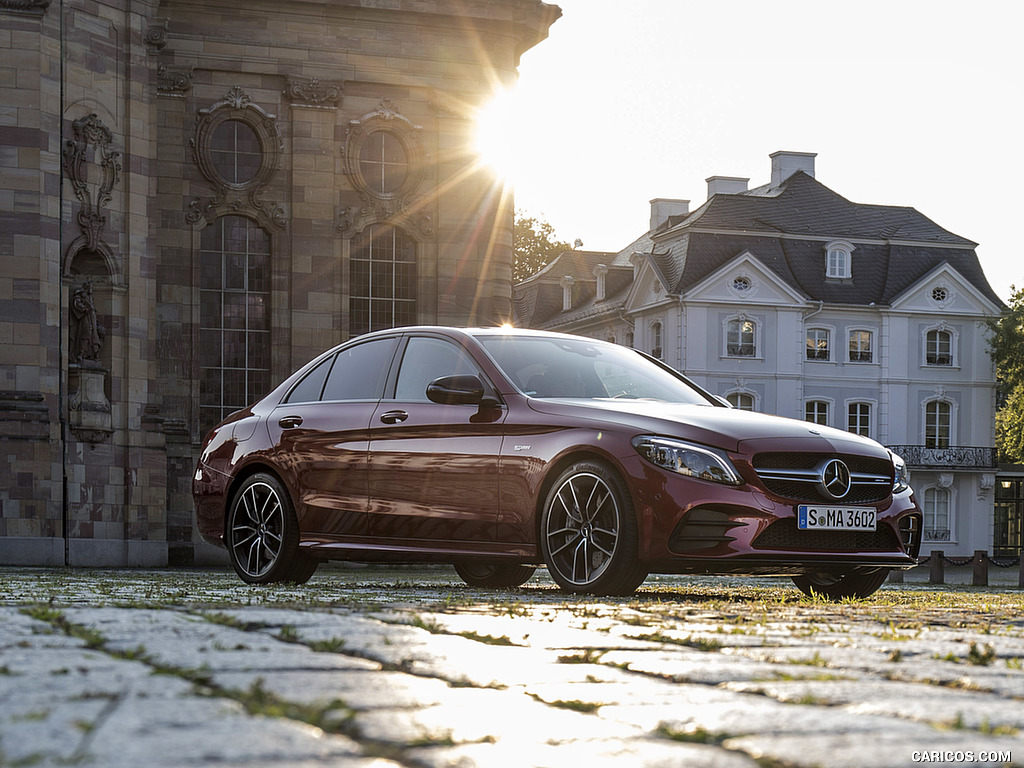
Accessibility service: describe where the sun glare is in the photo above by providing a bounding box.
[474,88,524,183]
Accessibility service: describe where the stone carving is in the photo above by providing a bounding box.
[0,0,51,15]
[157,65,193,95]
[63,114,121,254]
[188,88,286,229]
[284,76,343,108]
[145,18,168,51]
[69,281,104,365]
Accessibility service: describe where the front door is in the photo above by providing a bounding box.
[366,335,505,546]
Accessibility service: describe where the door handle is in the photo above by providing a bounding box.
[278,415,303,429]
[379,410,409,424]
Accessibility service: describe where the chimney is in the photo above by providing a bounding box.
[770,151,816,186]
[649,198,689,231]
[706,176,749,198]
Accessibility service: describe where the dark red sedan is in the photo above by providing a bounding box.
[193,327,921,598]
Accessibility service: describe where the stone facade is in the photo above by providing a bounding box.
[0,0,559,565]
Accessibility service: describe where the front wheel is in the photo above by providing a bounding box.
[225,473,316,584]
[540,461,647,596]
[454,562,536,588]
[792,568,889,600]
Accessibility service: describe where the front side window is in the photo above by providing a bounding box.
[199,216,271,434]
[805,400,829,426]
[849,330,873,363]
[848,402,871,437]
[726,318,756,357]
[350,226,416,336]
[925,400,952,449]
[923,487,951,541]
[926,329,953,366]
[394,337,482,402]
[806,328,830,361]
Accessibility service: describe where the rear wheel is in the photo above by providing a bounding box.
[454,562,536,588]
[792,568,889,600]
[226,473,317,585]
[540,460,647,596]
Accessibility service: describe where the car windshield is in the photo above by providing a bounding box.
[476,334,714,405]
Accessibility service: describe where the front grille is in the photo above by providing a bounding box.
[752,518,902,552]
[752,452,892,504]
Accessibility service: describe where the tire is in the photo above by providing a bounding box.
[454,562,536,588]
[540,460,647,596]
[226,473,316,585]
[792,568,889,600]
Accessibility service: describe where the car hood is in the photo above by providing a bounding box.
[526,398,888,457]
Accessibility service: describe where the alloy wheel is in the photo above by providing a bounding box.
[229,480,285,579]
[545,471,620,587]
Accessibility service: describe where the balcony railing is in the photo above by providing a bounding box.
[886,445,998,469]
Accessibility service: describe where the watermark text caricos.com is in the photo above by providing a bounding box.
[911,751,1012,764]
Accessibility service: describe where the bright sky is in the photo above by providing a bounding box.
[487,0,1022,303]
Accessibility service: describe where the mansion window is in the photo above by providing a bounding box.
[926,329,954,366]
[848,330,873,363]
[805,400,829,426]
[825,241,853,279]
[726,318,756,357]
[199,215,271,435]
[925,400,952,449]
[806,328,830,361]
[210,119,262,186]
[727,392,755,411]
[923,487,951,541]
[651,321,663,359]
[848,402,871,437]
[350,226,417,336]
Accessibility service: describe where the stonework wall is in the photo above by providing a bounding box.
[0,0,559,565]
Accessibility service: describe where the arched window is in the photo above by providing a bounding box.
[925,400,952,449]
[725,317,756,357]
[727,392,755,411]
[825,240,853,279]
[923,487,951,541]
[926,329,954,366]
[651,321,663,359]
[199,215,271,434]
[350,225,417,336]
[805,400,829,426]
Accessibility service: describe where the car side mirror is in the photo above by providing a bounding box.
[426,374,486,406]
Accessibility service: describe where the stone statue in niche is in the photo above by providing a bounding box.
[70,281,104,365]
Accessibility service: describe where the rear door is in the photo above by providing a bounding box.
[268,336,399,538]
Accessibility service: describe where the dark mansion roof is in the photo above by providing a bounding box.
[515,171,1002,328]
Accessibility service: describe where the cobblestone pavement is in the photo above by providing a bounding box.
[1,566,1022,768]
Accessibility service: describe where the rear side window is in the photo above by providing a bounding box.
[321,337,398,401]
[284,355,333,404]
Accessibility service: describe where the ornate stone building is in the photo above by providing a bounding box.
[0,0,559,565]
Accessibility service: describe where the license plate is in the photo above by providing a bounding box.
[797,505,876,531]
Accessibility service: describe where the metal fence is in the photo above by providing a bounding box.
[888,550,1024,587]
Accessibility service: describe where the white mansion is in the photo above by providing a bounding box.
[514,151,1008,559]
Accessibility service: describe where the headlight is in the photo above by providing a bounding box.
[890,451,910,494]
[632,436,742,486]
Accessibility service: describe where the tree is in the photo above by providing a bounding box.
[513,211,571,284]
[989,285,1024,462]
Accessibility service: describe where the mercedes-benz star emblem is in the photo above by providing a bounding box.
[820,459,852,500]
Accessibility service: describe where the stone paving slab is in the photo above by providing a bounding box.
[1,567,1022,767]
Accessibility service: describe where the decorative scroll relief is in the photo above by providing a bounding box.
[339,98,430,237]
[187,87,287,229]
[157,65,193,96]
[284,76,342,108]
[63,114,121,257]
[0,0,51,15]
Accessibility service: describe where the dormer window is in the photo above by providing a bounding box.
[560,275,574,311]
[594,264,608,301]
[825,240,854,279]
